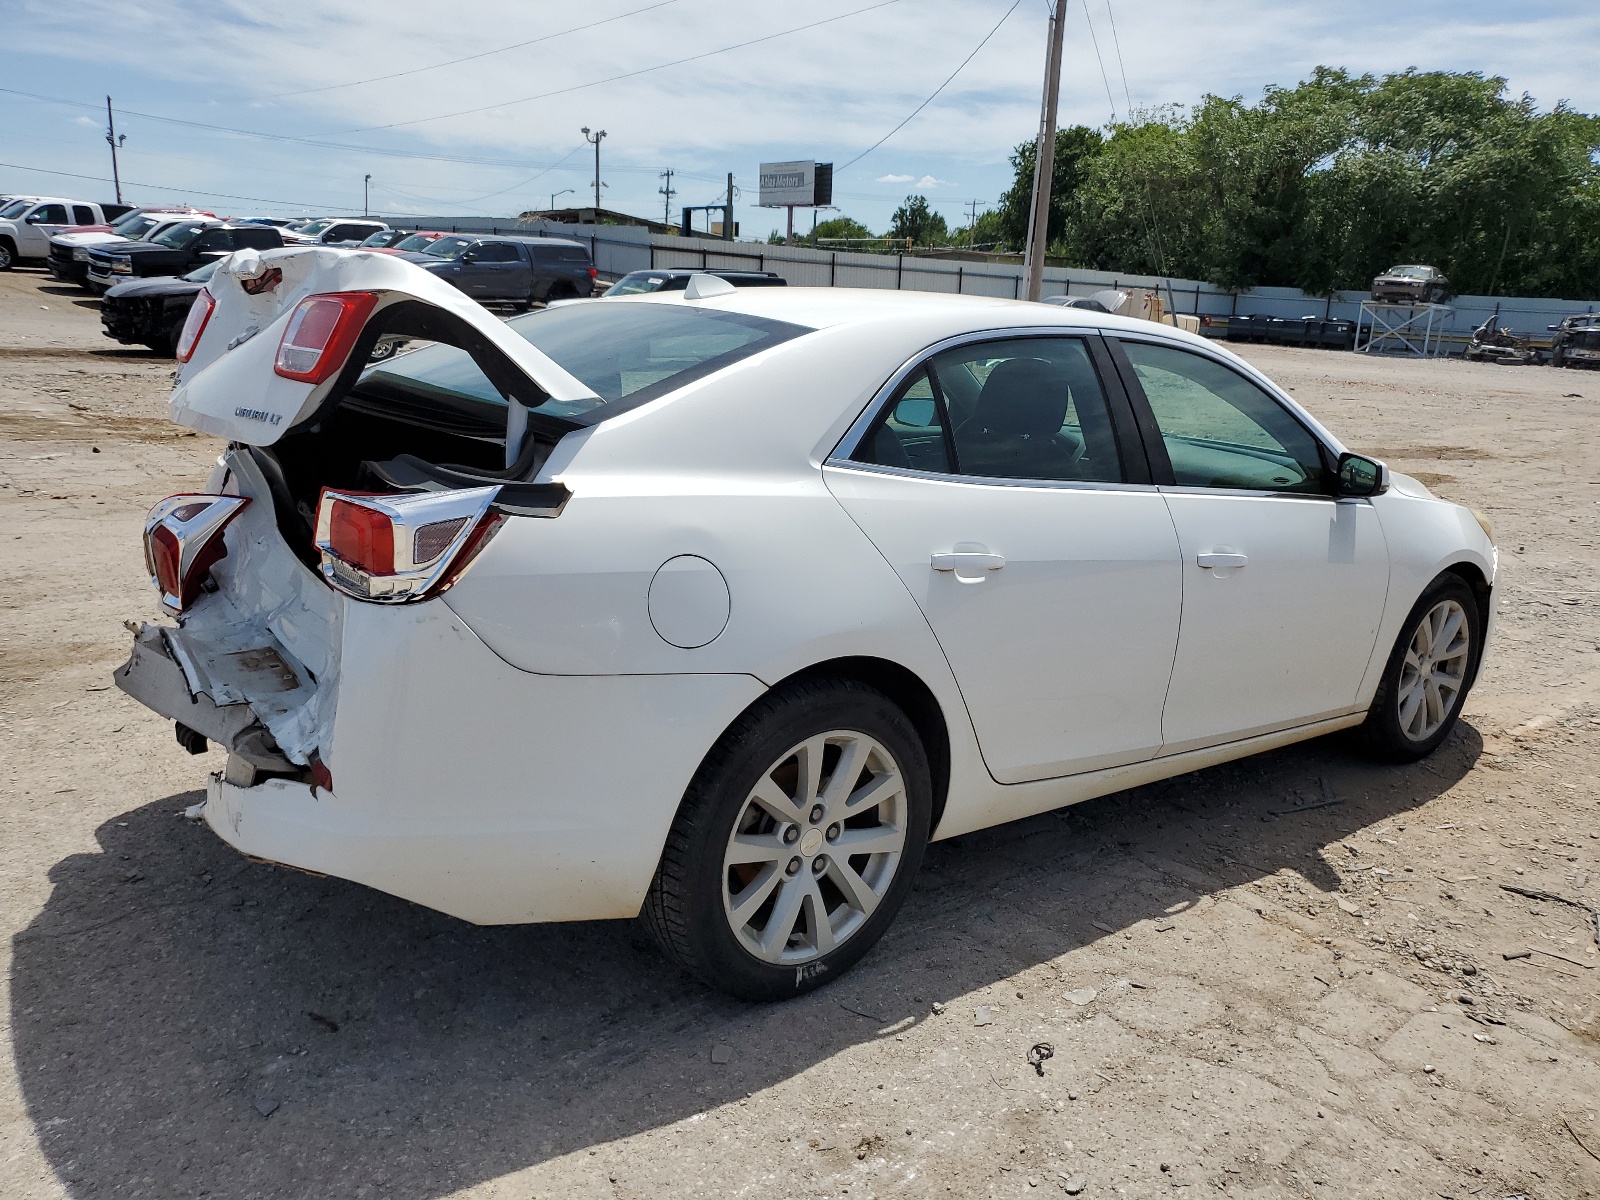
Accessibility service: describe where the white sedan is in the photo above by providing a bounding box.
[116,249,1496,1000]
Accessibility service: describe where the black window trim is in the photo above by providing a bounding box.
[830,327,1157,490]
[1104,332,1344,499]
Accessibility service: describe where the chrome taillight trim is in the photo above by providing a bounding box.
[142,494,251,613]
[313,485,502,603]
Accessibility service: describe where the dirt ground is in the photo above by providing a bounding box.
[1,263,1597,1200]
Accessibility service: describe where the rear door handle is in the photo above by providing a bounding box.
[1196,552,1248,569]
[931,551,1005,584]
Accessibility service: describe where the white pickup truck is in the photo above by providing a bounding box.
[0,196,122,270]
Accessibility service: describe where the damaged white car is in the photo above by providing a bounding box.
[116,247,1497,999]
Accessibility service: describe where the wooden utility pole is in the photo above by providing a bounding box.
[659,169,676,225]
[1022,2,1066,301]
[105,97,125,205]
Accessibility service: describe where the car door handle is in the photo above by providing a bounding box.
[1196,552,1248,569]
[931,551,1005,583]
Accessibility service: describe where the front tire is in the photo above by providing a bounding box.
[1362,574,1482,761]
[644,678,932,1001]
[0,239,14,271]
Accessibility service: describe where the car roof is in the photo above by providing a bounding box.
[457,234,585,247]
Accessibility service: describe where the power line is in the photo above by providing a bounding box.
[838,0,1023,173]
[346,0,908,133]
[1079,1,1118,122]
[0,160,351,211]
[265,0,686,98]
[0,86,727,184]
[1104,0,1133,114]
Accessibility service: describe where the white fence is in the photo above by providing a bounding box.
[381,215,1598,349]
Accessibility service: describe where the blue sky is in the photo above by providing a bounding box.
[4,0,1598,236]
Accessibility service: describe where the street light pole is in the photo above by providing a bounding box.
[581,127,607,214]
[550,188,574,211]
[104,97,125,205]
[364,174,372,216]
[1022,1,1067,302]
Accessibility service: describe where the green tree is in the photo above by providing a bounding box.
[887,195,949,246]
[997,125,1106,251]
[951,208,1008,249]
[808,216,874,244]
[999,68,1600,299]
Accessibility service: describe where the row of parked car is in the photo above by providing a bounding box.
[0,196,652,354]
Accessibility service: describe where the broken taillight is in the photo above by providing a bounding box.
[274,291,380,384]
[314,486,502,602]
[142,494,250,613]
[174,288,215,362]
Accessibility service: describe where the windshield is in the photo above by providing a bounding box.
[0,200,30,220]
[296,219,335,237]
[605,273,670,296]
[152,223,208,249]
[393,233,441,252]
[358,231,394,247]
[422,236,473,260]
[181,261,219,283]
[356,302,810,426]
[111,211,151,234]
[1386,265,1429,278]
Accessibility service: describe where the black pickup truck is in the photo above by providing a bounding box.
[85,221,282,292]
[400,235,598,307]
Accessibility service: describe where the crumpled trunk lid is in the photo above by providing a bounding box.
[169,246,597,445]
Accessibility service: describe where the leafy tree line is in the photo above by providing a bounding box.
[996,68,1600,299]
[783,69,1600,300]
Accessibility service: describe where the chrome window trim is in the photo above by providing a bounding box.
[823,458,1162,495]
[826,324,1118,475]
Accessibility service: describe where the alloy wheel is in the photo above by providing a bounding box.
[1397,599,1470,741]
[721,730,908,966]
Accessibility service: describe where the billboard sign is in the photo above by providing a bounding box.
[759,161,832,208]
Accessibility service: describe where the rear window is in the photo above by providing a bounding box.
[605,273,670,296]
[355,302,809,426]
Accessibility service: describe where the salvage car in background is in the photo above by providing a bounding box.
[48,208,212,288]
[282,218,389,247]
[401,234,597,306]
[1549,314,1600,369]
[85,221,283,291]
[116,249,1496,1000]
[0,195,124,270]
[100,260,216,353]
[1370,264,1449,305]
[603,268,787,295]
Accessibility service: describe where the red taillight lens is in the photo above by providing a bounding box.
[327,496,395,576]
[314,486,502,602]
[142,494,250,612]
[587,267,598,279]
[174,288,215,362]
[274,291,379,384]
[149,524,182,600]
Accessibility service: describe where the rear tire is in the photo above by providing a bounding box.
[0,239,14,271]
[643,678,931,1001]
[1362,573,1482,761]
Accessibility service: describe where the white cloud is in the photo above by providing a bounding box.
[6,0,1597,230]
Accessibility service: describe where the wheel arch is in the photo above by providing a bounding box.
[768,655,953,838]
[1440,560,1493,689]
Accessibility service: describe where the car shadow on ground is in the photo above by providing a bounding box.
[11,724,1480,1198]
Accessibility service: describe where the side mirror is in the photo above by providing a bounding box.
[893,396,936,427]
[460,249,480,263]
[24,212,46,224]
[1336,452,1387,497]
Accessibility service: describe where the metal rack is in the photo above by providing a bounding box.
[1355,301,1454,357]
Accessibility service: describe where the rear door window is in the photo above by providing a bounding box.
[855,336,1125,484]
[72,205,96,225]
